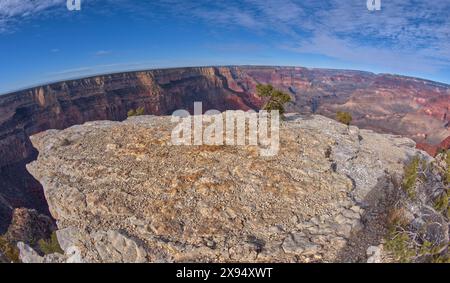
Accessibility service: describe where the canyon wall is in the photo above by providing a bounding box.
[0,66,449,232]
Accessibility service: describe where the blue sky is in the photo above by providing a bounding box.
[0,0,449,94]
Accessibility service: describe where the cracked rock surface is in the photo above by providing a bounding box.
[24,112,428,262]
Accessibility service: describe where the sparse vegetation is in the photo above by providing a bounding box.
[256,84,292,117]
[336,111,352,126]
[37,231,63,255]
[385,229,416,263]
[431,251,450,263]
[0,231,64,262]
[385,205,416,263]
[384,154,450,263]
[434,191,449,214]
[385,217,450,263]
[0,235,20,263]
[445,150,450,185]
[127,106,145,117]
[386,207,410,228]
[433,150,450,218]
[402,155,420,199]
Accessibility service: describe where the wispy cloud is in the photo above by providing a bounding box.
[152,0,450,74]
[300,0,450,73]
[0,0,66,32]
[47,62,153,77]
[285,33,442,74]
[95,50,112,56]
[1,0,449,77]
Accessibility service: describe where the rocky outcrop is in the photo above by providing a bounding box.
[1,66,449,233]
[23,112,437,262]
[0,208,55,262]
[3,208,55,244]
[0,67,263,231]
[417,136,450,157]
[381,151,450,263]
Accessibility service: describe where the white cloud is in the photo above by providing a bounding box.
[0,0,64,17]
[47,62,151,77]
[0,0,65,32]
[1,0,449,77]
[156,0,450,74]
[286,33,442,74]
[95,50,112,56]
[300,0,450,73]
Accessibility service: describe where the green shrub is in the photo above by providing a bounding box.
[431,251,450,263]
[127,106,145,117]
[385,228,448,263]
[385,154,449,263]
[135,106,145,116]
[434,191,449,214]
[402,156,420,199]
[127,109,136,117]
[445,150,450,185]
[38,231,63,255]
[256,84,291,116]
[336,111,352,126]
[418,240,445,257]
[385,230,416,263]
[0,235,20,263]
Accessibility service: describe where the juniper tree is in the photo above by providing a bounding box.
[127,106,145,117]
[336,111,353,126]
[256,84,291,116]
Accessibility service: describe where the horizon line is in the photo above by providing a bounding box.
[2,64,450,96]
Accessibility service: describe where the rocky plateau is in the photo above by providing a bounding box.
[16,112,447,263]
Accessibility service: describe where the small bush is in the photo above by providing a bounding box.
[336,111,352,126]
[418,240,445,257]
[445,150,450,185]
[38,231,63,255]
[431,251,450,263]
[385,202,415,263]
[127,106,145,117]
[385,154,449,263]
[402,155,420,199]
[385,230,416,263]
[434,191,449,214]
[0,236,20,263]
[385,228,448,263]
[387,207,410,229]
[256,84,291,117]
[135,106,145,116]
[127,109,136,117]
